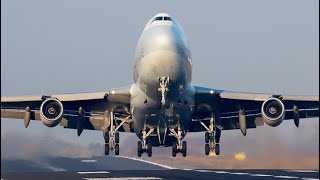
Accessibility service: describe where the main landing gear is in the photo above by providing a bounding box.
[204,132,220,155]
[104,131,120,155]
[200,112,222,156]
[137,128,154,157]
[170,126,187,157]
[104,111,131,156]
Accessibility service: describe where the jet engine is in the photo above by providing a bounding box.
[261,98,285,127]
[40,97,64,127]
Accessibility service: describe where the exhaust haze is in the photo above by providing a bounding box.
[2,120,318,169]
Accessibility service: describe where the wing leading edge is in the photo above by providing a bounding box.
[1,86,133,133]
[190,85,319,132]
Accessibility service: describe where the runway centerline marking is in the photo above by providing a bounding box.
[81,160,97,163]
[301,178,319,180]
[229,172,249,175]
[194,170,213,173]
[77,171,110,174]
[212,171,230,174]
[250,174,273,177]
[182,169,193,171]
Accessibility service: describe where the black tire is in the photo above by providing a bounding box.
[104,132,109,144]
[215,144,220,155]
[115,132,120,144]
[115,144,120,155]
[215,129,221,143]
[172,141,177,157]
[147,141,152,157]
[137,141,142,157]
[182,141,187,157]
[105,144,109,155]
[215,136,220,144]
[205,144,210,155]
[205,132,210,144]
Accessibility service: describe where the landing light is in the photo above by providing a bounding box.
[210,90,214,94]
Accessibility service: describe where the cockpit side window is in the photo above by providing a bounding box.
[154,16,163,21]
[164,17,171,21]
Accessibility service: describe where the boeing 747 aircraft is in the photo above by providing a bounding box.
[1,13,319,157]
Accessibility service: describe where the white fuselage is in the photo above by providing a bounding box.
[130,13,195,146]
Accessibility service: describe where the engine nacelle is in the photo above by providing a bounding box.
[40,97,64,127]
[261,98,285,127]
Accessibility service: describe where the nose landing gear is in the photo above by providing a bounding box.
[158,77,170,107]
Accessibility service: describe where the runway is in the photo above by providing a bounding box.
[1,156,319,180]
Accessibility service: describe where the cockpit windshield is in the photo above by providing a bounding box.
[152,16,172,23]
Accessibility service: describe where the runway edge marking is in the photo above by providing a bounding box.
[273,175,299,179]
[285,170,319,173]
[117,156,175,170]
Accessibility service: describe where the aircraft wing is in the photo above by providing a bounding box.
[1,86,133,133]
[189,85,319,132]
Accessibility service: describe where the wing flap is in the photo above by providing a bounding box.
[219,91,271,101]
[189,114,264,132]
[1,109,41,120]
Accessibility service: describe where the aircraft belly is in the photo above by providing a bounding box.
[130,84,195,146]
[131,106,192,146]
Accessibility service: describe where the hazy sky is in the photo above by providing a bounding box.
[1,0,319,168]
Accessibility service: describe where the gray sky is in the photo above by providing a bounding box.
[1,0,319,168]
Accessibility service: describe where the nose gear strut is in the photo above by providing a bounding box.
[158,77,170,107]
